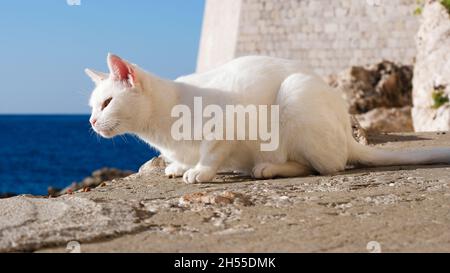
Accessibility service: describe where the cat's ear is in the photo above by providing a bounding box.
[85,69,108,85]
[107,53,137,87]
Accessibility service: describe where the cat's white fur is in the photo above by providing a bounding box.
[87,54,450,183]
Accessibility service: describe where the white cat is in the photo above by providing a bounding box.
[86,53,450,184]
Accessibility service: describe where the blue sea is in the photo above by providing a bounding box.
[0,115,158,195]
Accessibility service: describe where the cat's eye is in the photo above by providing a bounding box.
[101,97,112,111]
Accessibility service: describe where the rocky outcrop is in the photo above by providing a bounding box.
[0,193,16,199]
[328,61,414,133]
[48,168,133,197]
[412,0,450,131]
[355,106,414,133]
[328,61,413,114]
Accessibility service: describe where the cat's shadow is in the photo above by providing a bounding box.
[197,131,449,185]
[208,163,450,185]
[342,163,450,175]
[367,132,433,145]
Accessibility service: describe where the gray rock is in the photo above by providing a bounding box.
[355,106,414,133]
[328,61,414,134]
[328,61,413,114]
[50,168,134,197]
[139,156,166,175]
[0,195,146,252]
[0,193,16,199]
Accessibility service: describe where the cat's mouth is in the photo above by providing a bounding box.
[93,121,120,138]
[98,129,116,138]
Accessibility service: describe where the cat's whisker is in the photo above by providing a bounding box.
[88,127,97,138]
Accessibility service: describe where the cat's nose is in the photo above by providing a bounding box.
[90,118,97,126]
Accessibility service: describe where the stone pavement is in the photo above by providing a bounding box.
[1,132,450,252]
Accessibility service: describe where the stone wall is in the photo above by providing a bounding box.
[197,0,419,76]
[196,0,242,73]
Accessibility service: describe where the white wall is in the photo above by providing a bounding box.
[198,0,419,75]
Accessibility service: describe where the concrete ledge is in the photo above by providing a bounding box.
[2,132,450,252]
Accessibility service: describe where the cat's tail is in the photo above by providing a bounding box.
[348,139,450,167]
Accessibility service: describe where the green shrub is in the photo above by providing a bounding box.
[432,87,449,109]
[414,0,450,15]
[414,7,423,15]
[442,0,450,13]
[414,0,424,15]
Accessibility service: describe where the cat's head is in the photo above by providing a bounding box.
[86,54,147,138]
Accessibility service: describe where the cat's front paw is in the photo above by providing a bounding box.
[183,166,216,184]
[165,163,186,178]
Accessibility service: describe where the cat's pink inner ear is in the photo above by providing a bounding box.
[108,54,133,83]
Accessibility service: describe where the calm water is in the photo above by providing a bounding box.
[0,115,158,195]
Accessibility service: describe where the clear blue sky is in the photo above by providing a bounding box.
[0,0,205,114]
